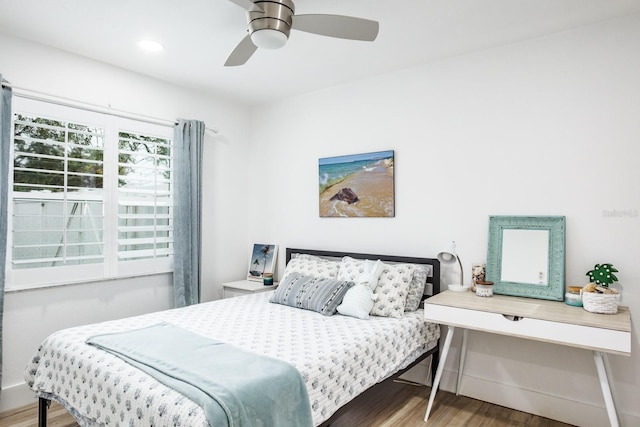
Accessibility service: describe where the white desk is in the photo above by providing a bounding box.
[423,290,631,426]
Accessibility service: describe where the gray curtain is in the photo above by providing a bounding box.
[173,119,205,307]
[0,75,12,393]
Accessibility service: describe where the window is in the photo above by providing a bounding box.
[117,131,172,262]
[6,98,173,289]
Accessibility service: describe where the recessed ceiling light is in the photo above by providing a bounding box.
[138,39,164,52]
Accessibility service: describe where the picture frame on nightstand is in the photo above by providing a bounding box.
[247,243,278,282]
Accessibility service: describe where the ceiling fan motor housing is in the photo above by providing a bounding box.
[247,0,295,48]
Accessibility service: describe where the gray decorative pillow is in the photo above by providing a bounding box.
[281,254,341,283]
[269,272,354,316]
[405,264,428,312]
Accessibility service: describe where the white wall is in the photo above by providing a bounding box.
[2,12,639,426]
[0,34,252,410]
[245,14,640,427]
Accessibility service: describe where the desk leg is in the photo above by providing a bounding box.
[593,351,620,427]
[456,328,468,396]
[424,325,456,423]
[602,353,619,413]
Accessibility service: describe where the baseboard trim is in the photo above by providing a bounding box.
[439,369,639,427]
[0,382,36,413]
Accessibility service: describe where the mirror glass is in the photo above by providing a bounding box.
[486,216,565,301]
[501,229,549,285]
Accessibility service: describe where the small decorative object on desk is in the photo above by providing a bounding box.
[582,263,620,314]
[475,280,493,297]
[471,263,486,293]
[565,286,583,307]
[263,273,274,286]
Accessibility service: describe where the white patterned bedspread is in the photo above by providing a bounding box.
[25,292,440,427]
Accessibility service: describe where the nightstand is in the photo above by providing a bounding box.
[222,279,278,299]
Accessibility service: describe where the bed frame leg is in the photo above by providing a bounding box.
[38,397,50,427]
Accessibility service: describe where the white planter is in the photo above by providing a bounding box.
[581,291,620,314]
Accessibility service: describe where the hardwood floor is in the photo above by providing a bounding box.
[0,400,76,427]
[329,379,574,427]
[0,380,574,427]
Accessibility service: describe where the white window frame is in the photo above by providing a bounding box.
[5,97,173,290]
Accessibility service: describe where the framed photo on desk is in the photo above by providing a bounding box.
[247,243,278,282]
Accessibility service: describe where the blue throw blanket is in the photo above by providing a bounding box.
[86,323,313,427]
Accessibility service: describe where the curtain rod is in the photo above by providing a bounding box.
[1,81,219,135]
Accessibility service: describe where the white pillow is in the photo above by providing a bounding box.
[355,259,385,290]
[337,259,385,319]
[336,285,375,319]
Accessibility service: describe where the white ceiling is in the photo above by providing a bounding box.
[1,0,640,106]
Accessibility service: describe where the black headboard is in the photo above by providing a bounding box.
[285,247,440,297]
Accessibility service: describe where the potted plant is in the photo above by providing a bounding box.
[582,263,621,314]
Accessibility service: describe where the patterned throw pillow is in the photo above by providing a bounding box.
[404,264,428,312]
[338,256,427,313]
[269,272,354,316]
[371,263,415,318]
[336,256,365,282]
[281,254,341,282]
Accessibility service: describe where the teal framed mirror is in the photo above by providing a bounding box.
[486,216,566,301]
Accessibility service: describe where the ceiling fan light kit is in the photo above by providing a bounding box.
[248,0,294,49]
[226,0,379,66]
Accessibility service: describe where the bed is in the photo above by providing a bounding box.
[26,248,441,427]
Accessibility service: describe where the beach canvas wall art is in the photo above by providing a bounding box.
[319,150,395,218]
[247,244,278,281]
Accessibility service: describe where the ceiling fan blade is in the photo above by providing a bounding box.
[292,14,379,41]
[224,34,258,66]
[228,0,264,12]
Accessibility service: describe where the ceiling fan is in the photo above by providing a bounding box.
[225,0,379,66]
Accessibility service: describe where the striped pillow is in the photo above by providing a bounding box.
[269,272,354,316]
